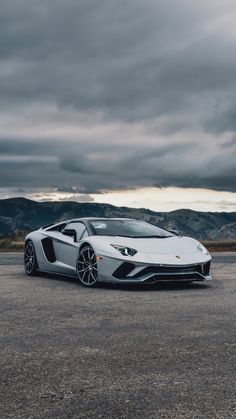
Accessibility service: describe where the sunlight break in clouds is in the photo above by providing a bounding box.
[1,187,236,213]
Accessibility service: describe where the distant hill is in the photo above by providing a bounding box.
[0,197,236,240]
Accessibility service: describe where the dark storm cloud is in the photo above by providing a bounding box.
[221,136,236,148]
[1,138,236,192]
[1,0,235,120]
[0,140,49,155]
[0,0,236,193]
[59,142,236,191]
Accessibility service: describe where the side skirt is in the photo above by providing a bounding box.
[35,269,78,280]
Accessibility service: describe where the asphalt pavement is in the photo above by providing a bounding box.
[0,253,235,418]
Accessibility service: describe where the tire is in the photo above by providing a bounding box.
[76,245,99,287]
[24,240,38,276]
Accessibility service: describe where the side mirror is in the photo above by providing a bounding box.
[63,229,77,241]
[169,229,180,236]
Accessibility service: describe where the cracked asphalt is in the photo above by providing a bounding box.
[0,253,235,418]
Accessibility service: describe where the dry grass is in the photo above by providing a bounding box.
[0,235,236,253]
[0,234,25,252]
[203,240,236,252]
[0,240,24,252]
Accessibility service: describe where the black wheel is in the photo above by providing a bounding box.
[76,245,98,287]
[24,240,38,276]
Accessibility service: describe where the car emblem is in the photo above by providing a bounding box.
[175,255,181,259]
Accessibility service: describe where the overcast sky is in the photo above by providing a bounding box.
[1,0,236,211]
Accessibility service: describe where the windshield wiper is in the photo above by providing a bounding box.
[103,234,172,238]
[113,234,136,238]
[133,235,172,238]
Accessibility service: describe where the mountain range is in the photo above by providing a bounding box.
[0,197,236,241]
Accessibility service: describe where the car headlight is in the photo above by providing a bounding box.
[110,244,137,256]
[197,243,209,255]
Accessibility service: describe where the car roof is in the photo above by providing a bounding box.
[42,217,139,230]
[70,217,135,222]
[42,217,137,229]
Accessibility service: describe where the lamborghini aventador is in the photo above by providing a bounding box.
[24,218,212,287]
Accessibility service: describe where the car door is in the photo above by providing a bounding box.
[52,222,88,275]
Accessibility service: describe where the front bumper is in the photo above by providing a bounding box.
[97,254,212,284]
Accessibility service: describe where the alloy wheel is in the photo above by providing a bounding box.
[77,246,98,286]
[24,241,37,275]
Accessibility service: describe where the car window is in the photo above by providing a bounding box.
[81,229,89,239]
[64,222,87,241]
[46,222,67,232]
[89,220,173,238]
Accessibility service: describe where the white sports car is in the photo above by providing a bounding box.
[24,217,212,287]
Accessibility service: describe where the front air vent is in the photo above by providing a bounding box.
[113,262,135,279]
[203,261,211,276]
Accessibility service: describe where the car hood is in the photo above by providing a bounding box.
[92,235,202,254]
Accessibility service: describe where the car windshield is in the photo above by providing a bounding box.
[88,220,173,238]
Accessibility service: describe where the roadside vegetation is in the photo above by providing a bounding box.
[0,234,236,252]
[0,233,25,252]
[204,240,236,252]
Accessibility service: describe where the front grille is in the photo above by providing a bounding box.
[112,261,211,280]
[145,273,203,283]
[133,264,204,278]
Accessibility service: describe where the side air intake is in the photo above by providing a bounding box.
[41,238,56,263]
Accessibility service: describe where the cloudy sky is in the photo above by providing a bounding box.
[1,0,236,212]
